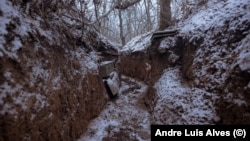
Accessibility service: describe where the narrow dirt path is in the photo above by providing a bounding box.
[78,75,150,141]
[78,67,219,141]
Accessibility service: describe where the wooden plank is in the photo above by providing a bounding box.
[104,50,119,56]
[153,29,178,35]
[151,33,176,40]
[152,33,176,38]
[151,29,178,41]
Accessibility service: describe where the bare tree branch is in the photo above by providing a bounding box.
[115,0,142,10]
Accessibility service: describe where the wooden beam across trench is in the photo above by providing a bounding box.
[151,29,179,41]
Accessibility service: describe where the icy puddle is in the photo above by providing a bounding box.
[78,76,150,141]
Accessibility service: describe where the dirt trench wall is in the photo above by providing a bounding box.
[120,32,250,125]
[119,51,168,83]
[0,1,113,140]
[119,40,182,83]
[0,39,107,141]
[0,25,110,141]
[118,40,183,115]
[0,41,109,141]
[180,36,250,124]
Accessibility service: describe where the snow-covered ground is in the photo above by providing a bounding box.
[180,0,250,34]
[178,0,250,104]
[1,0,249,139]
[179,0,250,76]
[79,67,220,140]
[79,0,250,139]
[78,76,150,141]
[120,31,153,53]
[153,67,219,125]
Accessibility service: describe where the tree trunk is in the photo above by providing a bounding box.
[158,0,171,30]
[118,10,126,46]
[144,0,152,31]
[94,0,100,28]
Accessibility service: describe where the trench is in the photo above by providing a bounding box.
[78,37,218,140]
[78,75,151,141]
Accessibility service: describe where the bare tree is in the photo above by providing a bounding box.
[94,0,101,27]
[144,0,153,31]
[158,0,171,30]
[71,0,159,45]
[115,0,142,10]
[118,9,126,46]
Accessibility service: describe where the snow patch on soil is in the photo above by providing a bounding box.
[78,76,150,141]
[153,67,219,124]
[120,31,152,53]
[0,82,49,116]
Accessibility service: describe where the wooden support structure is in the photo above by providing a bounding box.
[151,29,178,41]
[99,60,115,78]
